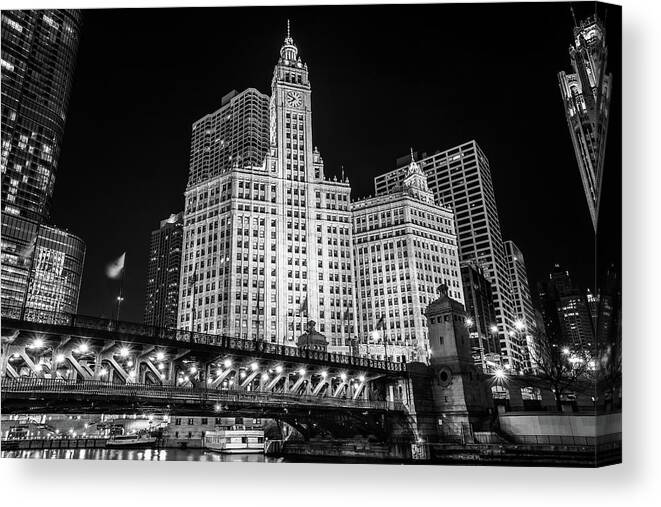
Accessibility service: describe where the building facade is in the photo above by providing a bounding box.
[177,26,356,346]
[352,157,463,363]
[374,140,522,371]
[1,10,85,315]
[504,240,539,370]
[144,212,184,328]
[187,88,270,188]
[460,262,500,372]
[558,13,612,231]
[538,264,594,351]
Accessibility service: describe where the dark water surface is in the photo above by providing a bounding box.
[1,448,285,462]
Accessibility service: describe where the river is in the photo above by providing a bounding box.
[1,448,286,462]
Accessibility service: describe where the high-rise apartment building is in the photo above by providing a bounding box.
[144,212,183,328]
[177,26,356,345]
[352,156,463,363]
[1,10,85,315]
[460,262,500,371]
[504,240,539,370]
[374,140,523,371]
[187,89,270,188]
[558,12,612,231]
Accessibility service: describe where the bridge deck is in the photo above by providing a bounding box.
[1,378,406,414]
[2,307,406,376]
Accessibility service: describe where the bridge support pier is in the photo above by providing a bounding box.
[402,285,491,445]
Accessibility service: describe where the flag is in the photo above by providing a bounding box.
[106,252,126,279]
[188,268,197,287]
[300,295,308,316]
[376,314,385,330]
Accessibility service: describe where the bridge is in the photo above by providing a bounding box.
[1,306,414,440]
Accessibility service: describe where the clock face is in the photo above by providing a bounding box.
[286,91,302,108]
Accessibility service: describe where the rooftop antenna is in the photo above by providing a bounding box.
[410,147,415,162]
[340,164,345,181]
[287,18,291,39]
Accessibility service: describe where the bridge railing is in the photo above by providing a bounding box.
[2,305,405,373]
[1,378,405,412]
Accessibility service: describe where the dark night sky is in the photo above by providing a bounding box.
[51,2,621,323]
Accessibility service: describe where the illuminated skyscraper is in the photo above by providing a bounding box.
[460,262,500,372]
[1,10,85,315]
[144,212,183,328]
[558,12,612,231]
[374,141,522,371]
[538,264,594,351]
[504,240,539,371]
[187,89,270,188]
[352,156,463,363]
[178,24,355,344]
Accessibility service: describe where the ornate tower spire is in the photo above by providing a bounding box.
[280,19,298,62]
[402,147,434,204]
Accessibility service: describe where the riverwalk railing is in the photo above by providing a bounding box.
[1,378,406,413]
[1,305,405,374]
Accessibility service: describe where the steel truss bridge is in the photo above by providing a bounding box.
[1,307,414,440]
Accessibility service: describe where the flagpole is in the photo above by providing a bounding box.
[190,270,197,336]
[115,262,125,322]
[380,315,390,364]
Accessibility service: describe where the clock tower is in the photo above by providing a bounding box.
[264,22,355,347]
[269,20,320,182]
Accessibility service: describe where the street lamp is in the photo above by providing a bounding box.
[514,319,525,331]
[465,317,474,328]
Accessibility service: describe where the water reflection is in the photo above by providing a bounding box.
[1,448,284,462]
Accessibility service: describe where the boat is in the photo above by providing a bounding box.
[105,434,157,448]
[204,427,265,454]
